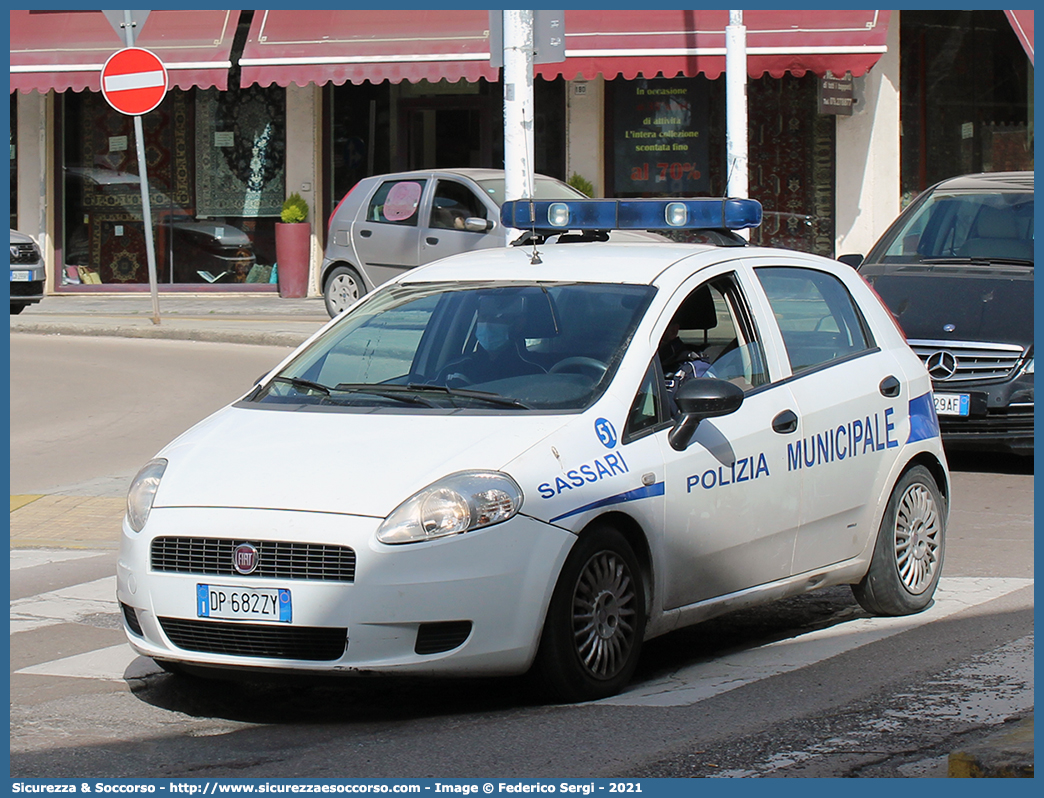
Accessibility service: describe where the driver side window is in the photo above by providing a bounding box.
[430,180,488,230]
[660,275,768,398]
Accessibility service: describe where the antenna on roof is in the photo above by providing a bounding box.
[523,109,542,264]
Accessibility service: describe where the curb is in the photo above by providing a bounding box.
[948,715,1034,777]
[11,321,316,348]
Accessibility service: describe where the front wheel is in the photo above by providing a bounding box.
[534,525,646,702]
[323,265,366,317]
[852,465,946,616]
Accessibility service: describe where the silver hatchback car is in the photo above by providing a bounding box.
[320,169,586,316]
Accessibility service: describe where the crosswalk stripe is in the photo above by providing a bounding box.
[599,576,1033,706]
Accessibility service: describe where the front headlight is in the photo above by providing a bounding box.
[126,458,167,532]
[1023,357,1034,375]
[376,471,523,545]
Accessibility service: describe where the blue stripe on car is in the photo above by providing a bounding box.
[908,392,941,443]
[550,482,665,524]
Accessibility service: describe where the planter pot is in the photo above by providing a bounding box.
[275,222,311,298]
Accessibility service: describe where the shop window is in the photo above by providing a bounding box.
[60,85,285,288]
[900,10,1033,201]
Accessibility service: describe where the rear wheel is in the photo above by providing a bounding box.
[323,265,365,317]
[852,465,945,615]
[534,525,646,702]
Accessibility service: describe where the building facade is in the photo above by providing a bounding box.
[9,9,1034,297]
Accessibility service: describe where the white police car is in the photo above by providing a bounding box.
[118,198,949,702]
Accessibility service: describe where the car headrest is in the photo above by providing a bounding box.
[974,205,1021,239]
[674,286,718,331]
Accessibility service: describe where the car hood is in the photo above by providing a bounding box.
[861,262,1034,345]
[10,229,37,246]
[152,405,570,517]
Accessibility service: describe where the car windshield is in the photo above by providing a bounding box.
[251,281,656,412]
[868,190,1034,264]
[476,177,585,206]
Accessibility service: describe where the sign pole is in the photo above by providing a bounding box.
[117,9,162,325]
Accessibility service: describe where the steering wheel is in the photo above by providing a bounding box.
[549,357,608,380]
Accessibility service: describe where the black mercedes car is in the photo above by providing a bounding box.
[847,172,1033,456]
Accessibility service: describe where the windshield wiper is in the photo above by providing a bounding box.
[332,382,530,409]
[921,257,1034,267]
[327,383,435,406]
[404,383,532,409]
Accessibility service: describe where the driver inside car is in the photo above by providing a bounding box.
[437,293,547,386]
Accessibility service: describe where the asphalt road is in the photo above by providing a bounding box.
[8,334,1034,778]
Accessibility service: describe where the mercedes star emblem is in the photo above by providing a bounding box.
[925,350,958,381]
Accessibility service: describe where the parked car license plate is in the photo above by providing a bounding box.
[933,393,970,417]
[196,584,292,623]
[10,270,30,282]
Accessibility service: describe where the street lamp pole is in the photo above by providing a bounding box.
[726,10,749,238]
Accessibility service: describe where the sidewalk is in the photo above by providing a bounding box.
[7,293,1034,774]
[10,292,331,348]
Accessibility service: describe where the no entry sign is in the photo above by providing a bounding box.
[100,47,168,116]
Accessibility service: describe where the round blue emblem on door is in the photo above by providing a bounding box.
[594,418,617,448]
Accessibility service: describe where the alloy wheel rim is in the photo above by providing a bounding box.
[571,550,637,680]
[894,483,942,594]
[332,274,359,311]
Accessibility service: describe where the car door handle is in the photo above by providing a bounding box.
[426,237,439,245]
[772,409,799,434]
[879,376,901,398]
[359,229,372,238]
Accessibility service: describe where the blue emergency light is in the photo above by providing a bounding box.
[500,198,763,232]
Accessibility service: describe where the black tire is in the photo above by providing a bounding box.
[323,265,366,317]
[852,465,946,616]
[11,303,25,315]
[534,525,646,702]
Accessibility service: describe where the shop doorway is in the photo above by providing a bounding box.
[398,97,494,171]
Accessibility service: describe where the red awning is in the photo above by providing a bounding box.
[1005,10,1034,64]
[239,10,500,88]
[239,9,890,88]
[10,10,239,94]
[537,10,892,81]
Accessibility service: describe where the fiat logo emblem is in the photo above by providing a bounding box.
[925,350,958,381]
[233,543,259,575]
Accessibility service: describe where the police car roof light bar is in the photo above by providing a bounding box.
[501,198,763,232]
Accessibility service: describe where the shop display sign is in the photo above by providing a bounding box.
[612,78,710,196]
[819,73,855,116]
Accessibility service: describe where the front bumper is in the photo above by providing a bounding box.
[117,506,575,676]
[10,265,45,303]
[934,375,1033,455]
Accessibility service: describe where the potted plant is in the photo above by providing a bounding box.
[275,192,311,298]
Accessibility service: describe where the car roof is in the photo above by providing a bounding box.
[930,171,1034,192]
[397,240,831,289]
[362,168,562,184]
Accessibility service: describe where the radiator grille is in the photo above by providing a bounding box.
[159,617,347,661]
[909,339,1026,383]
[151,537,355,582]
[10,243,40,265]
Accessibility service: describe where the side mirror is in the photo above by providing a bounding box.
[668,378,745,451]
[836,253,864,268]
[464,217,495,233]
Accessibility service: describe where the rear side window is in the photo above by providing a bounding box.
[367,180,427,226]
[756,267,874,374]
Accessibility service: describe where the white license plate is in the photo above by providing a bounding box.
[10,270,30,282]
[934,393,970,417]
[196,584,292,623]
